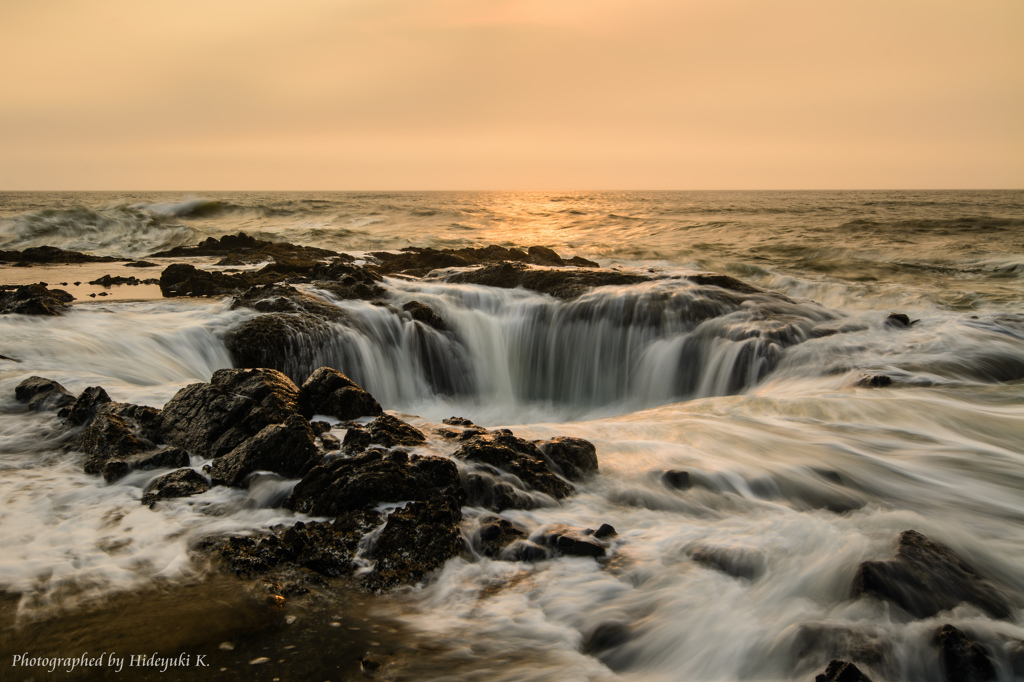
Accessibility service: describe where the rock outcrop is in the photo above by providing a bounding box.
[1,284,75,315]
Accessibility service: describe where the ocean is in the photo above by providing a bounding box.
[1,190,1023,681]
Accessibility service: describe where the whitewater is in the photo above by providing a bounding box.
[1,190,1023,681]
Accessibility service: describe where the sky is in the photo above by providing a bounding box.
[0,0,1021,190]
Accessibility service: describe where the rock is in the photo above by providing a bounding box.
[442,416,475,427]
[454,433,574,509]
[363,414,426,448]
[151,232,337,262]
[208,414,321,488]
[935,625,996,682]
[310,259,385,299]
[159,368,300,459]
[791,623,890,672]
[593,524,617,539]
[536,436,598,481]
[401,300,449,331]
[814,660,873,682]
[885,312,915,328]
[158,263,251,298]
[852,530,1012,620]
[297,367,383,421]
[363,497,464,591]
[686,273,762,294]
[690,545,766,580]
[230,284,349,322]
[662,470,693,490]
[526,245,564,266]
[78,405,151,475]
[539,525,607,558]
[63,386,112,425]
[0,246,120,265]
[224,313,336,383]
[131,446,191,471]
[141,468,210,506]
[0,284,75,315]
[14,376,77,412]
[476,518,527,558]
[309,420,331,436]
[286,450,463,517]
[446,263,651,300]
[342,427,372,453]
[583,622,632,654]
[320,432,340,450]
[855,374,892,388]
[102,460,131,483]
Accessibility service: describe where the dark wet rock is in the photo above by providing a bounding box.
[539,525,607,558]
[359,656,382,674]
[89,274,156,287]
[363,497,464,591]
[852,530,1012,620]
[79,406,151,475]
[690,545,766,580]
[159,368,300,459]
[309,420,331,436]
[662,470,693,490]
[446,262,651,299]
[935,625,996,682]
[141,468,210,506]
[208,414,321,488]
[370,244,598,278]
[443,416,475,427]
[158,263,250,297]
[454,433,574,508]
[286,450,463,517]
[402,300,449,332]
[310,259,386,300]
[15,376,77,412]
[0,246,121,265]
[502,539,550,562]
[224,312,337,383]
[151,232,337,262]
[583,622,632,655]
[62,386,112,426]
[342,426,372,453]
[536,436,598,481]
[476,518,527,558]
[230,284,349,321]
[130,446,191,471]
[298,367,383,421]
[593,524,617,539]
[791,623,890,672]
[686,273,762,294]
[855,374,893,388]
[105,401,163,444]
[814,659,873,682]
[360,413,426,448]
[1,284,75,315]
[320,432,340,450]
[885,312,916,328]
[102,460,131,483]
[125,260,158,268]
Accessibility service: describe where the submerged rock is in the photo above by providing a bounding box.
[159,368,300,459]
[286,449,463,517]
[854,374,893,388]
[208,414,321,488]
[935,625,996,682]
[230,284,349,321]
[224,313,336,384]
[852,530,1012,620]
[537,436,598,481]
[475,518,528,558]
[141,468,211,506]
[539,524,609,558]
[402,300,449,331]
[1,284,75,315]
[690,545,767,580]
[298,367,382,421]
[686,273,763,294]
[15,376,76,412]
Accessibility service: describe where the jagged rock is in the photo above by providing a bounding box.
[102,460,131,483]
[935,625,996,682]
[363,414,426,448]
[310,259,385,300]
[158,263,251,298]
[690,545,766,580]
[141,468,211,506]
[369,244,598,278]
[131,446,190,471]
[224,313,336,383]
[286,450,463,517]
[446,263,650,299]
[443,416,475,427]
[476,518,527,558]
[852,530,1012,620]
[230,284,349,321]
[309,420,331,435]
[401,301,449,332]
[536,436,598,481]
[539,525,607,558]
[208,414,320,488]
[1,284,75,315]
[363,498,464,591]
[151,232,337,262]
[814,660,873,682]
[63,386,112,425]
[454,433,574,509]
[159,368,300,459]
[89,274,154,286]
[79,406,151,475]
[320,432,340,450]
[14,376,76,412]
[342,426,372,453]
[298,367,382,421]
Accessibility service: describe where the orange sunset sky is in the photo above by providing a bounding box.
[0,0,1021,190]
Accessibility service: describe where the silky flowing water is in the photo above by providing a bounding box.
[1,191,1022,681]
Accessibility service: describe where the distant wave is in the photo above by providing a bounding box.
[131,198,236,219]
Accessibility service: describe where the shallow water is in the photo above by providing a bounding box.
[1,190,1023,680]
